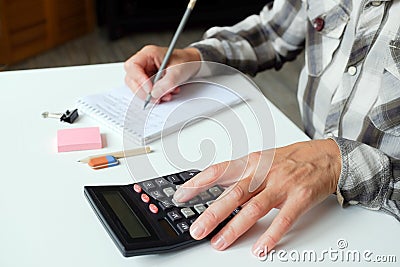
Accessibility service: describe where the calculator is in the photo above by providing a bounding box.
[84,170,240,257]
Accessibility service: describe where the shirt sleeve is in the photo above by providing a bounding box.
[190,0,307,76]
[331,136,400,221]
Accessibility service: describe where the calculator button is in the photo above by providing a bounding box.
[193,204,206,214]
[141,181,156,190]
[163,187,175,197]
[165,175,181,184]
[206,200,214,207]
[198,191,212,201]
[180,207,195,218]
[188,196,201,205]
[176,222,190,233]
[167,210,182,222]
[141,194,150,203]
[149,204,159,214]
[172,198,186,207]
[133,184,142,193]
[158,199,174,211]
[178,171,199,182]
[149,190,164,199]
[154,178,169,187]
[208,186,223,198]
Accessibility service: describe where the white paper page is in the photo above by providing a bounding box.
[77,81,243,144]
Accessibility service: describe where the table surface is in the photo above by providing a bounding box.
[0,63,398,266]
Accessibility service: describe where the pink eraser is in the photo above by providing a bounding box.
[57,127,102,152]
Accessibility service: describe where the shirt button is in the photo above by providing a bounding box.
[347,66,357,76]
[371,1,382,6]
[313,17,325,32]
[326,132,334,138]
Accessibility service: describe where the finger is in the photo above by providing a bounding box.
[159,87,180,102]
[210,188,277,250]
[151,65,189,99]
[125,62,153,94]
[125,75,147,101]
[151,76,179,99]
[161,94,172,102]
[125,76,161,105]
[173,159,249,202]
[173,162,230,202]
[189,175,255,241]
[157,87,180,102]
[170,87,181,94]
[251,199,305,257]
[125,47,159,77]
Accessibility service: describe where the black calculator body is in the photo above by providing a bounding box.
[84,170,240,257]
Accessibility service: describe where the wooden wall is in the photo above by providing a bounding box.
[0,0,95,65]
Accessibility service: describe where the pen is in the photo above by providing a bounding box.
[143,0,197,110]
[78,146,151,163]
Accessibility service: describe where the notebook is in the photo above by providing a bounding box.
[76,81,243,145]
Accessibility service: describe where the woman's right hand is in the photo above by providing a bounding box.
[124,45,201,103]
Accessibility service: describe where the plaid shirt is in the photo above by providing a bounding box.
[191,0,400,220]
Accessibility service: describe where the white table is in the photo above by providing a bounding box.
[0,63,398,266]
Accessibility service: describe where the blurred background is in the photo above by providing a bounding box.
[0,0,303,127]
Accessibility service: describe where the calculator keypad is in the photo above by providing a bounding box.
[163,187,175,197]
[180,208,196,218]
[176,222,190,233]
[133,170,238,236]
[193,204,206,214]
[167,210,183,221]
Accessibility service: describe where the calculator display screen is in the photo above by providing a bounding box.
[103,191,150,239]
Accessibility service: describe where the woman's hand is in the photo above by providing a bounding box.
[173,139,341,257]
[124,45,201,103]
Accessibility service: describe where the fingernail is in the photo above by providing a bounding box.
[211,235,226,250]
[190,223,205,239]
[252,244,268,258]
[173,188,184,201]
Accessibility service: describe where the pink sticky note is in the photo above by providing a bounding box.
[57,127,102,152]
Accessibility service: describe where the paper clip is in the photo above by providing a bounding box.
[42,109,79,124]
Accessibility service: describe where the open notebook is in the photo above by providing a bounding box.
[76,81,243,145]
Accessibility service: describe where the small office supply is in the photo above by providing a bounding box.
[42,109,79,123]
[57,126,102,152]
[143,0,197,109]
[84,169,240,257]
[77,82,242,145]
[88,155,119,170]
[78,146,151,163]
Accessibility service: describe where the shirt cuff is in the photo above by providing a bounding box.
[328,136,391,211]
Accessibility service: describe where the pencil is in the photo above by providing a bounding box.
[143,0,197,109]
[78,146,151,163]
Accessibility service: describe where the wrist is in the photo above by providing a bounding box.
[324,138,342,193]
[184,47,201,62]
